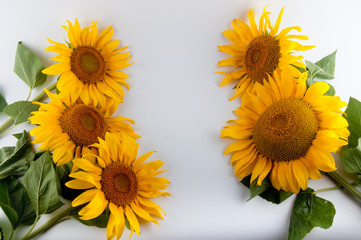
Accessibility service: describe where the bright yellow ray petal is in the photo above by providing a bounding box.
[66,179,95,190]
[79,190,108,220]
[292,160,309,190]
[71,189,98,207]
[124,205,140,236]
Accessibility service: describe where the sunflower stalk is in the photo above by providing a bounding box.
[326,171,361,201]
[313,181,360,194]
[21,206,76,240]
[0,82,57,135]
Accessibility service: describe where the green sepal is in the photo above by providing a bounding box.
[125,217,131,230]
[291,64,306,73]
[288,188,335,240]
[241,175,293,204]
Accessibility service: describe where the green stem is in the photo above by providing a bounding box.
[0,118,14,135]
[326,171,361,201]
[22,206,76,240]
[314,181,360,194]
[31,82,57,102]
[25,88,32,101]
[0,82,57,136]
[20,215,39,240]
[9,228,14,240]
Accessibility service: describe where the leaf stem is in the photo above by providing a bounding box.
[20,215,39,240]
[0,82,57,136]
[21,206,76,240]
[326,171,361,201]
[25,88,32,101]
[0,118,15,136]
[31,82,57,102]
[9,228,14,240]
[313,181,360,194]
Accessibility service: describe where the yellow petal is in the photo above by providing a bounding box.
[305,147,336,172]
[124,205,140,236]
[71,189,98,207]
[250,156,270,184]
[109,203,125,240]
[69,171,102,189]
[303,81,330,102]
[292,160,309,190]
[130,201,159,224]
[73,158,102,175]
[79,190,108,220]
[42,63,70,75]
[224,139,253,155]
[66,179,94,189]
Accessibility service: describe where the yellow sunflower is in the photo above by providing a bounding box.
[29,90,139,166]
[43,19,132,106]
[221,71,349,194]
[65,133,170,240]
[218,7,314,100]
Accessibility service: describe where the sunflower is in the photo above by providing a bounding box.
[43,19,132,106]
[218,7,314,100]
[65,133,170,240]
[29,89,139,166]
[221,71,349,194]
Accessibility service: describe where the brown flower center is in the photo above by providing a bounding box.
[60,103,108,146]
[70,46,106,84]
[253,98,318,162]
[245,35,281,84]
[101,163,138,206]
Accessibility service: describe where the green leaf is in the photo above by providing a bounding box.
[306,75,316,87]
[248,178,272,201]
[3,101,39,125]
[291,64,306,73]
[0,177,36,229]
[14,42,47,88]
[324,83,335,96]
[341,139,361,174]
[305,51,336,80]
[22,151,63,216]
[0,227,3,240]
[241,175,293,204]
[0,93,7,112]
[55,162,72,185]
[72,209,109,228]
[314,51,337,80]
[288,188,335,240]
[341,148,361,173]
[125,217,131,230]
[0,131,34,179]
[344,97,361,148]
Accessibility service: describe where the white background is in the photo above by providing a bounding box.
[1,0,361,239]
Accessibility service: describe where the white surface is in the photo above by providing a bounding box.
[0,0,361,239]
